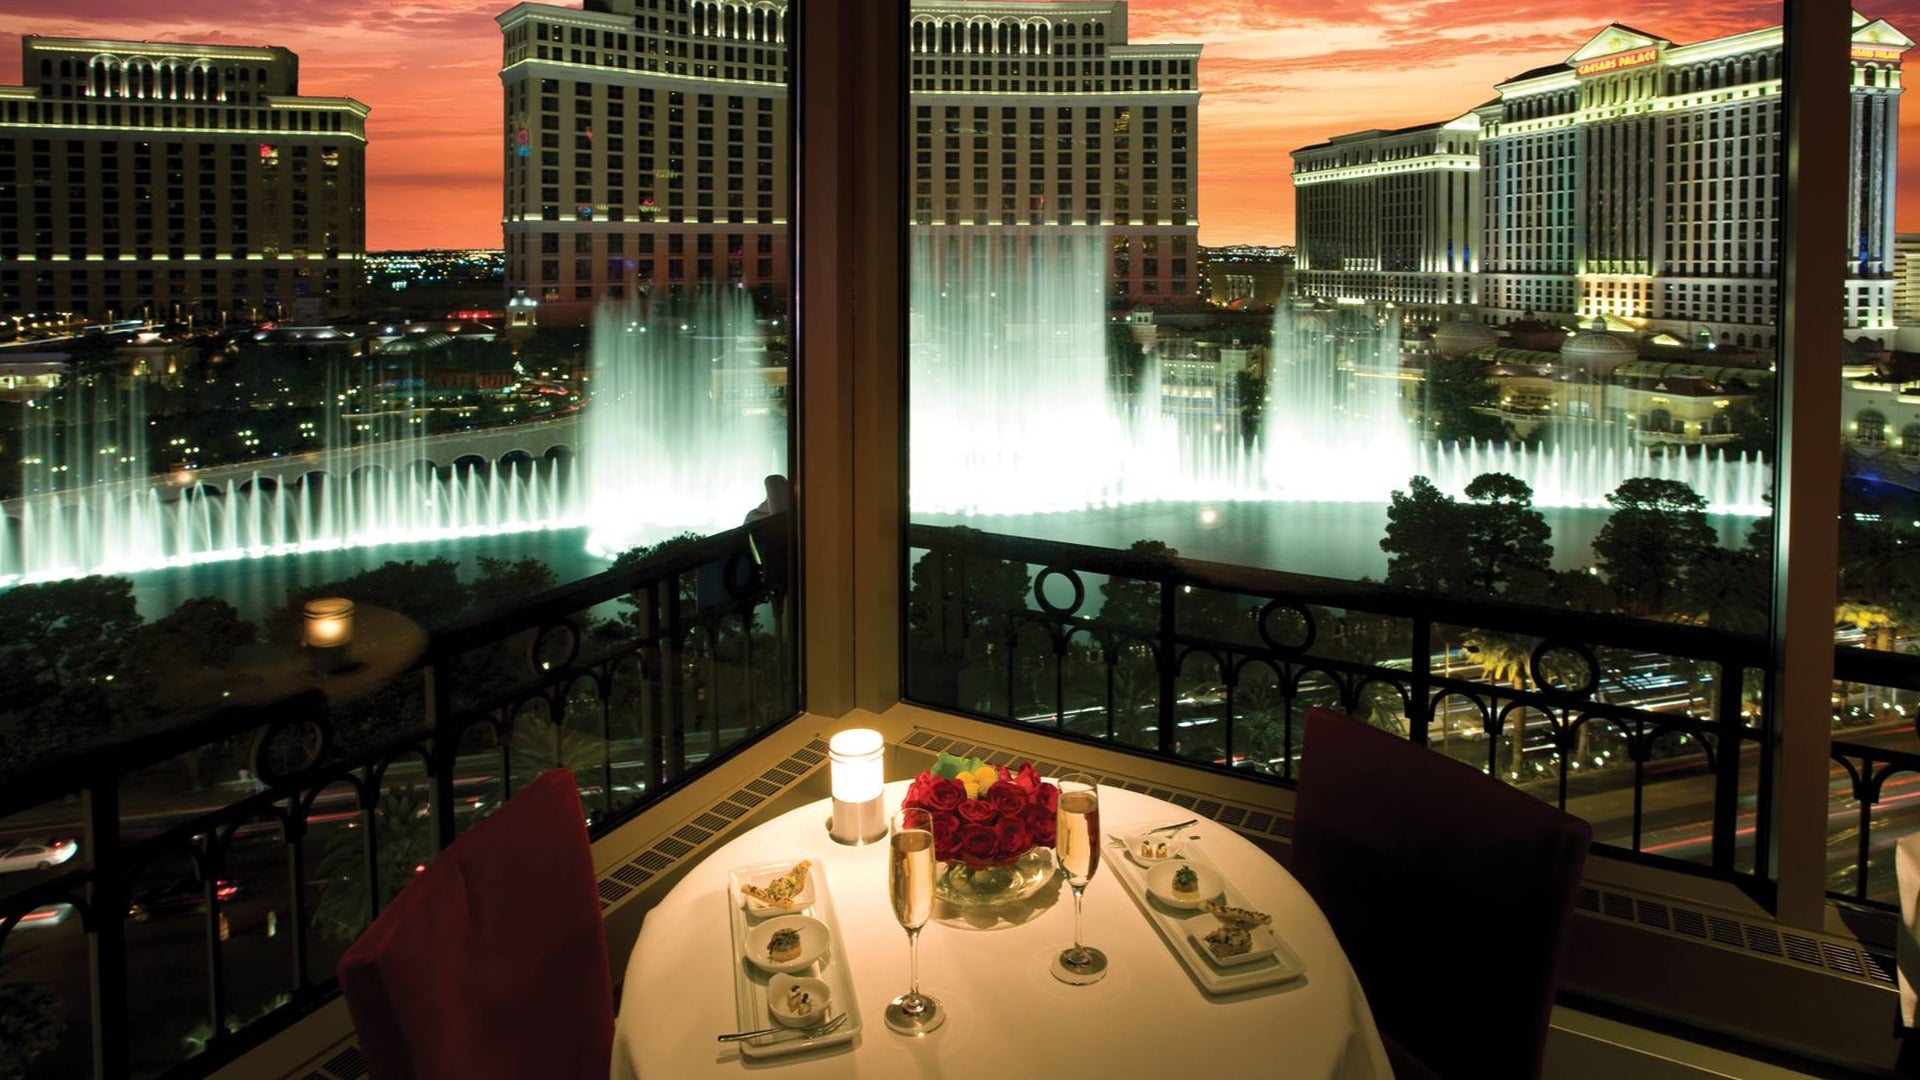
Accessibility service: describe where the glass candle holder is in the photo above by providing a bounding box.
[828,728,886,844]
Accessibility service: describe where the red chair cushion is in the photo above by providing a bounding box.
[338,769,614,1080]
[1293,707,1590,1080]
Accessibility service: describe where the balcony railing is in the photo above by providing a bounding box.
[0,517,795,1080]
[906,523,1775,893]
[1829,645,1920,910]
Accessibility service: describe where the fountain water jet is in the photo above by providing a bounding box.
[908,229,1771,521]
[581,291,787,557]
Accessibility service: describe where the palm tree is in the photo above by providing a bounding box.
[312,786,437,946]
[1464,628,1533,779]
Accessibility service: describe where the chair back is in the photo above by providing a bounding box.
[1293,707,1590,1080]
[337,769,614,1080]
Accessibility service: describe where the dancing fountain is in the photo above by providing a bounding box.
[1,360,578,584]
[908,229,1771,546]
[0,288,785,586]
[581,291,786,556]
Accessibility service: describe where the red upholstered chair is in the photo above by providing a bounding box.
[1292,707,1591,1080]
[337,769,614,1080]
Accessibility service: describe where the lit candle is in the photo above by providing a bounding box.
[828,728,887,845]
[304,598,355,672]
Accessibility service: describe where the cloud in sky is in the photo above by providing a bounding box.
[1,2,1916,248]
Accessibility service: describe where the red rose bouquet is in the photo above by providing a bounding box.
[902,752,1058,871]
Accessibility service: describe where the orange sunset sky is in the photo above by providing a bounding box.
[3,1,1917,250]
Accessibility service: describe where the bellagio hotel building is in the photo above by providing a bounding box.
[499,0,1199,324]
[0,37,368,323]
[1292,13,1912,347]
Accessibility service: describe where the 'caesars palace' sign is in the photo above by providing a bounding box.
[1575,47,1659,77]
[1853,46,1905,62]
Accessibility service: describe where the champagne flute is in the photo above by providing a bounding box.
[885,806,946,1035]
[1052,774,1108,984]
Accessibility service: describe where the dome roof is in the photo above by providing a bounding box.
[1432,318,1497,358]
[1561,324,1636,373]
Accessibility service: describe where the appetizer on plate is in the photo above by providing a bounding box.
[1172,865,1200,898]
[740,860,812,911]
[768,927,802,964]
[785,984,818,1018]
[767,974,833,1028]
[743,913,829,974]
[1203,924,1253,959]
[1200,899,1272,928]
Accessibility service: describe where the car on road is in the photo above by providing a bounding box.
[0,838,78,873]
[128,877,239,921]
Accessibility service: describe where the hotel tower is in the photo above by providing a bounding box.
[498,0,1200,323]
[0,37,368,323]
[1293,11,1912,345]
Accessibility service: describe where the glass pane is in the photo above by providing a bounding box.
[1829,2,1920,905]
[902,1,1793,887]
[0,10,800,1073]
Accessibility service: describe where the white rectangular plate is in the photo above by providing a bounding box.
[725,860,862,1059]
[1108,824,1306,995]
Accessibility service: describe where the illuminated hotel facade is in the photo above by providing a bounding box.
[499,1,1198,324]
[909,1,1202,303]
[1292,12,1911,346]
[1291,113,1482,323]
[496,0,792,326]
[0,37,368,322]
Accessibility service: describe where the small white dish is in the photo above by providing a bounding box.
[1123,831,1187,867]
[744,914,830,974]
[1146,859,1223,910]
[1187,922,1280,968]
[766,974,832,1027]
[740,863,816,916]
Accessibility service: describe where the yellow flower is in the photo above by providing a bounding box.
[961,777,979,799]
[970,765,999,794]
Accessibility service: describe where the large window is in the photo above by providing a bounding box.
[0,9,797,1078]
[901,2,1920,902]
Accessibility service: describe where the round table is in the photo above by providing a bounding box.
[613,780,1390,1078]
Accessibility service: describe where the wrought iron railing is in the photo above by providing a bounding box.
[1829,645,1920,910]
[0,516,796,1080]
[906,523,1774,892]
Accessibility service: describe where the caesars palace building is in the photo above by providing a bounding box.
[499,0,1199,324]
[1292,12,1912,346]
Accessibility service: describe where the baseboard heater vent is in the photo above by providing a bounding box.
[594,737,830,912]
[309,1045,366,1080]
[1575,884,1896,988]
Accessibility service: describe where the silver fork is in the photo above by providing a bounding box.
[716,1010,847,1043]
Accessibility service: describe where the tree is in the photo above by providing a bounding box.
[312,785,437,946]
[0,983,62,1080]
[272,558,472,642]
[1591,478,1717,616]
[1099,540,1179,632]
[126,596,256,672]
[1381,476,1469,594]
[0,576,150,772]
[1460,473,1553,595]
[1425,355,1506,443]
[1233,368,1267,446]
[1463,628,1535,779]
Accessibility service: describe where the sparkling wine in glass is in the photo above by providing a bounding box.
[885,806,945,1034]
[1052,774,1108,984]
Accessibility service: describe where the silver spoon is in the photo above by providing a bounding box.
[1147,818,1197,834]
[717,1010,847,1043]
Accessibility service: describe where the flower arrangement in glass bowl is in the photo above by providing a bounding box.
[902,752,1059,908]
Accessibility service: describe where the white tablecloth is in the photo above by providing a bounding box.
[613,780,1390,1078]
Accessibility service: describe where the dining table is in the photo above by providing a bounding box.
[611,778,1391,1078]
